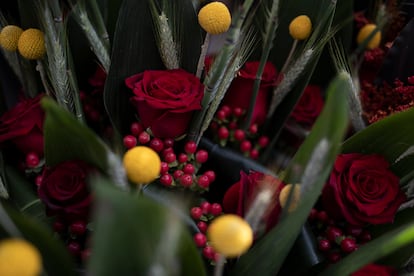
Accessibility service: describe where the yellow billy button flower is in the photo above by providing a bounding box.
[17,28,46,60]
[123,146,161,185]
[279,184,301,212]
[207,214,253,258]
[198,2,231,35]
[0,239,42,276]
[357,24,381,50]
[0,25,23,51]
[289,15,312,40]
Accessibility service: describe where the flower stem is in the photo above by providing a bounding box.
[196,34,211,79]
[214,255,226,276]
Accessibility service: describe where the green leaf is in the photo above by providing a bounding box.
[232,73,350,276]
[320,222,414,276]
[0,203,76,276]
[88,179,206,276]
[42,97,108,172]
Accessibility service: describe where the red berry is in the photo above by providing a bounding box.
[197,175,210,189]
[203,171,216,182]
[200,202,211,214]
[183,163,195,175]
[53,221,66,233]
[81,248,91,263]
[326,226,343,243]
[164,152,177,164]
[233,129,245,141]
[130,122,144,136]
[162,147,174,157]
[308,208,318,221]
[138,131,151,144]
[197,221,208,233]
[26,152,40,168]
[249,148,259,159]
[318,238,331,252]
[123,135,137,149]
[35,175,43,187]
[317,210,329,224]
[184,141,197,154]
[340,237,357,253]
[210,203,222,216]
[327,251,341,263]
[178,153,188,163]
[70,221,87,236]
[203,246,215,259]
[190,207,203,220]
[179,174,193,187]
[233,107,244,117]
[195,150,208,163]
[160,162,169,174]
[218,126,229,140]
[240,140,252,152]
[160,174,173,186]
[149,138,164,152]
[228,121,238,130]
[87,110,100,122]
[359,230,371,243]
[346,225,363,237]
[173,170,184,179]
[249,124,258,134]
[258,136,270,147]
[163,138,174,148]
[67,241,81,256]
[216,110,227,120]
[193,233,207,247]
[221,105,231,117]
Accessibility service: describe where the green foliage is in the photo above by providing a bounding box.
[88,179,206,276]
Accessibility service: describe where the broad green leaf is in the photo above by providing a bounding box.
[42,97,108,172]
[232,73,350,276]
[320,222,414,276]
[0,203,76,276]
[88,178,206,276]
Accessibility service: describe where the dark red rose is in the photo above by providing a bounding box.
[125,69,204,138]
[290,85,324,126]
[222,61,278,126]
[322,153,406,226]
[351,264,398,276]
[0,94,45,156]
[223,171,284,230]
[38,161,94,222]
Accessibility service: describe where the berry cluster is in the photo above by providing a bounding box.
[209,105,270,159]
[123,122,216,192]
[190,201,223,262]
[308,209,372,264]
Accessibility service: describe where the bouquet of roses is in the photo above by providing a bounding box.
[0,0,413,275]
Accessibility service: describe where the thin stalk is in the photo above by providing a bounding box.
[196,33,210,79]
[214,255,226,276]
[87,0,110,50]
[277,39,298,83]
[36,60,53,96]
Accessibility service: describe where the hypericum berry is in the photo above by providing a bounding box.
[173,170,184,179]
[200,201,211,214]
[197,175,210,189]
[87,109,100,122]
[193,233,207,247]
[228,121,238,130]
[326,226,343,243]
[123,135,137,149]
[178,153,188,163]
[138,131,151,144]
[308,208,318,221]
[221,105,231,116]
[210,203,222,216]
[160,162,169,174]
[197,221,208,233]
[25,152,40,168]
[191,207,203,220]
[218,126,229,140]
[35,175,43,187]
[359,230,372,243]
[130,122,144,136]
[327,251,341,263]
[162,147,174,158]
[184,141,197,154]
[318,238,331,252]
[346,225,363,238]
[195,150,209,163]
[203,170,216,182]
[249,148,259,160]
[216,110,227,121]
[164,152,177,164]
[81,248,91,263]
[317,210,329,224]
[249,124,258,134]
[240,140,252,152]
[183,163,195,175]
[67,241,81,256]
[70,221,87,236]
[203,245,215,259]
[160,174,173,186]
[340,237,358,253]
[233,129,245,141]
[164,138,174,148]
[233,107,244,117]
[53,221,66,233]
[258,136,270,147]
[149,138,164,152]
[179,174,193,187]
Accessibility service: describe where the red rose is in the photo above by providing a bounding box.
[322,153,406,226]
[38,161,94,222]
[351,264,398,276]
[222,61,278,126]
[222,171,284,230]
[0,94,45,156]
[125,69,204,138]
[290,85,324,126]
